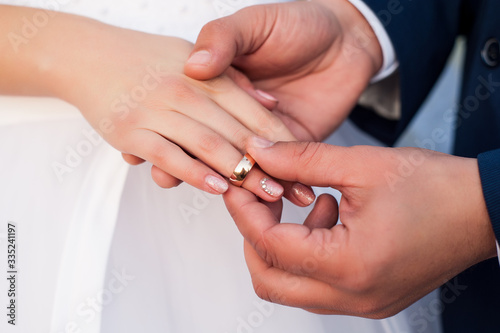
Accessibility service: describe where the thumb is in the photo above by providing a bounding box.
[184,5,277,80]
[246,137,353,188]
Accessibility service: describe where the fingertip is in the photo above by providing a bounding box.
[246,137,276,168]
[205,174,229,194]
[303,194,339,229]
[291,183,316,206]
[186,18,241,80]
[184,55,232,81]
[184,50,213,80]
[246,136,275,154]
[258,177,284,201]
[186,50,212,67]
[184,67,207,81]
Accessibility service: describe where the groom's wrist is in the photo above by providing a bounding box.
[461,157,497,264]
[346,0,398,82]
[313,0,384,79]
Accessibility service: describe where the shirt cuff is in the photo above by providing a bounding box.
[497,242,500,266]
[347,0,399,82]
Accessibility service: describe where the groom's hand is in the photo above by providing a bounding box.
[223,138,497,317]
[185,1,383,141]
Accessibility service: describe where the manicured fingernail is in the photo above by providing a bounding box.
[256,89,279,103]
[250,136,275,149]
[205,175,228,194]
[187,50,212,66]
[260,178,284,197]
[292,183,316,206]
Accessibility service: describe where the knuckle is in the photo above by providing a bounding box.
[120,109,143,130]
[293,142,324,170]
[199,75,231,94]
[197,132,226,155]
[253,236,273,265]
[147,141,170,165]
[159,75,199,106]
[254,113,286,142]
[189,73,234,96]
[225,67,248,88]
[252,279,272,302]
[254,109,274,130]
[294,143,355,186]
[252,229,280,269]
[259,228,288,270]
[179,163,198,182]
[230,127,250,150]
[106,107,142,140]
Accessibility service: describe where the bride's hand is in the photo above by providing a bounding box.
[185,1,383,141]
[2,7,314,204]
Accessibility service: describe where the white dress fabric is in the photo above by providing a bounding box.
[0,1,450,333]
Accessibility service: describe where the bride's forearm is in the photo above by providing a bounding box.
[0,5,114,102]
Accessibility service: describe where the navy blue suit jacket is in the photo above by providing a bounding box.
[349,0,500,331]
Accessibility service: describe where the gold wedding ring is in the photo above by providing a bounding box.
[229,153,256,187]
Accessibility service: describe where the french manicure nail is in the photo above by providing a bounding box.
[187,50,212,66]
[260,178,284,197]
[205,175,228,194]
[250,136,275,149]
[256,89,279,103]
[292,183,316,206]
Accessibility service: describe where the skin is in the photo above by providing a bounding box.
[224,139,497,318]
[186,1,498,316]
[0,5,315,205]
[185,0,382,141]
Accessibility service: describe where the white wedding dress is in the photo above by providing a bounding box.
[0,1,452,333]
